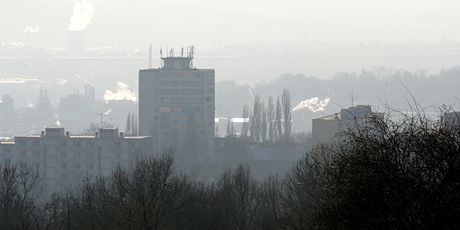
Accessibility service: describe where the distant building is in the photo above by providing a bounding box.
[214,117,249,138]
[443,111,460,128]
[312,105,383,144]
[0,95,16,133]
[59,89,101,128]
[139,51,215,155]
[0,127,153,193]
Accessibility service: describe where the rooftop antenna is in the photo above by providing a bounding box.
[188,45,195,67]
[148,44,153,68]
[160,45,163,58]
[181,47,184,57]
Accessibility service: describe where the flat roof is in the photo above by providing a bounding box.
[314,113,341,121]
[139,68,214,72]
[0,142,15,145]
[7,135,152,140]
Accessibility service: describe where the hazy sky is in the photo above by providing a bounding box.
[1,0,460,50]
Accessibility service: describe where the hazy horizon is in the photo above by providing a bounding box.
[2,0,460,50]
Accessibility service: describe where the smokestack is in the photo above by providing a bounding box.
[149,44,153,69]
[67,31,85,54]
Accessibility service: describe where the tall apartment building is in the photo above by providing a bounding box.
[0,127,153,193]
[139,52,215,155]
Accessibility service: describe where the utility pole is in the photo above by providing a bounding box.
[98,112,105,128]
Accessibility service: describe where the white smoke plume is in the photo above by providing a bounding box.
[293,97,331,112]
[104,82,137,102]
[68,0,100,31]
[23,26,40,34]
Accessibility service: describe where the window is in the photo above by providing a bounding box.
[160,107,172,112]
[87,141,94,147]
[33,152,40,158]
[60,141,67,147]
[20,152,27,157]
[60,152,67,158]
[114,141,121,147]
[87,152,95,158]
[74,152,81,158]
[19,140,27,146]
[33,140,40,146]
[73,141,81,147]
[61,162,67,169]
[74,163,81,169]
[114,152,121,158]
[88,163,94,169]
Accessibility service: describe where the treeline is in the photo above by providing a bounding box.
[1,113,460,229]
[238,89,292,143]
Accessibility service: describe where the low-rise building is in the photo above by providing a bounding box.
[312,105,383,144]
[0,127,153,193]
[443,111,460,128]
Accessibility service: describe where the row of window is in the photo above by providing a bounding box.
[60,162,95,169]
[157,106,201,113]
[15,140,136,148]
[18,140,40,146]
[160,80,203,87]
[58,140,133,148]
[158,88,204,96]
[60,140,94,147]
[160,97,202,104]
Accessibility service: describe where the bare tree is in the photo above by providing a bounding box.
[240,105,250,139]
[250,95,263,142]
[267,96,276,143]
[226,117,235,137]
[0,163,41,230]
[275,96,283,142]
[260,101,268,142]
[125,112,139,136]
[217,165,261,230]
[281,89,292,142]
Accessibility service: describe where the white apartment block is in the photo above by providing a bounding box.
[0,127,153,193]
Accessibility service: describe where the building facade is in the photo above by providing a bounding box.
[0,127,153,193]
[139,55,215,155]
[443,111,460,128]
